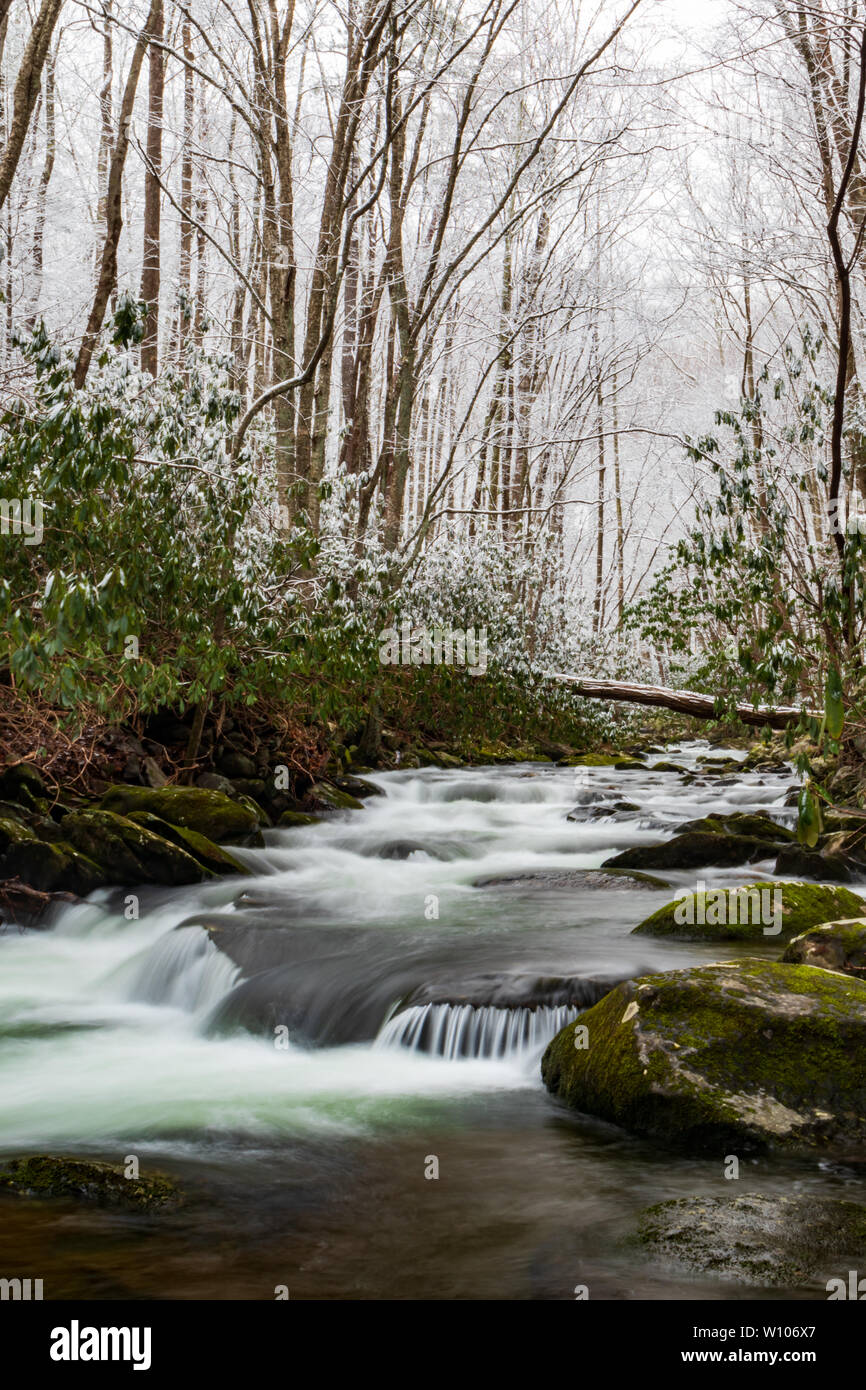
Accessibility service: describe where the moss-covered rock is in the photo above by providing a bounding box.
[562,753,642,768]
[602,830,780,872]
[0,1155,181,1210]
[307,780,365,811]
[676,811,795,842]
[3,840,106,895]
[632,881,865,942]
[0,763,46,803]
[782,918,866,977]
[277,809,323,827]
[649,760,687,773]
[0,816,37,852]
[634,1194,866,1287]
[473,867,671,890]
[541,958,866,1152]
[774,842,861,882]
[62,809,212,886]
[99,785,263,845]
[126,812,250,876]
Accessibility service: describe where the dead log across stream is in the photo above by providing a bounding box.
[544,675,819,730]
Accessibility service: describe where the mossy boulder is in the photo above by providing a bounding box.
[563,753,642,769]
[0,1155,181,1211]
[99,785,263,845]
[782,918,866,977]
[602,830,779,872]
[62,809,212,886]
[3,840,106,895]
[632,881,865,943]
[126,812,250,877]
[649,761,686,774]
[774,842,860,882]
[0,816,37,852]
[0,763,46,804]
[278,810,322,827]
[676,811,795,842]
[541,958,866,1152]
[634,1194,866,1288]
[307,780,365,811]
[473,867,671,890]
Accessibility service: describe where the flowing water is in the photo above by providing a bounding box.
[0,742,858,1299]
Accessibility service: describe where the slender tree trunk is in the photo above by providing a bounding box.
[176,17,194,354]
[26,46,55,329]
[0,0,63,214]
[75,0,157,389]
[139,0,164,377]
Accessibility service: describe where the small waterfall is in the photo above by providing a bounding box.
[118,925,241,1015]
[375,1001,580,1059]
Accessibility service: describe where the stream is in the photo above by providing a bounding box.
[0,740,856,1300]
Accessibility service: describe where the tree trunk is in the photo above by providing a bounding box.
[0,0,63,214]
[75,0,157,388]
[26,45,55,329]
[139,0,164,377]
[545,674,818,729]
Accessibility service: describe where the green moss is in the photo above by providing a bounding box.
[0,816,37,851]
[126,812,251,876]
[278,810,322,827]
[0,1155,181,1211]
[100,786,262,845]
[541,958,866,1152]
[632,881,866,942]
[308,781,365,811]
[62,809,212,886]
[782,918,866,977]
[676,812,795,842]
[3,839,106,895]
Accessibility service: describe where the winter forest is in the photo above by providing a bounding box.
[4,0,866,1316]
[4,0,865,744]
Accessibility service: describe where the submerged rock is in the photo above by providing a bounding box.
[634,1193,866,1288]
[541,958,866,1153]
[782,918,866,978]
[632,881,865,943]
[0,1155,181,1210]
[100,785,263,845]
[473,867,671,890]
[603,830,780,871]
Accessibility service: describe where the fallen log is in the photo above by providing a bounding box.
[0,877,79,930]
[544,675,819,730]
